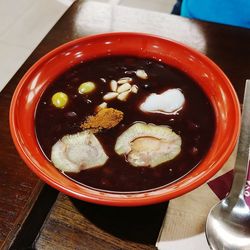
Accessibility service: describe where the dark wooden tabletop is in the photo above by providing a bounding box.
[1,1,250,249]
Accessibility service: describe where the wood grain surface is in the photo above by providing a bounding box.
[1,0,250,249]
[35,193,167,250]
[0,40,43,250]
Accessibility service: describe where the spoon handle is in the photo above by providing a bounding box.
[228,80,250,204]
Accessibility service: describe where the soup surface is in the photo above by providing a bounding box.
[35,55,215,192]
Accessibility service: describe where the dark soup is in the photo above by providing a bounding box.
[35,55,215,192]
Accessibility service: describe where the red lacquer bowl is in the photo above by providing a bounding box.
[9,32,240,206]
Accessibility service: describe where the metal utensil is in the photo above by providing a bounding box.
[205,80,250,250]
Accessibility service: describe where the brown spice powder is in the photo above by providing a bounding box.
[81,108,124,131]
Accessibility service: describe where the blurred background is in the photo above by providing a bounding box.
[0,0,176,91]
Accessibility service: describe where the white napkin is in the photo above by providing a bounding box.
[156,148,236,249]
[0,0,75,93]
[157,233,210,250]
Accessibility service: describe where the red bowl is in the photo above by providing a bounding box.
[9,32,240,206]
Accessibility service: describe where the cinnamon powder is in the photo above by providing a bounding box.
[81,108,123,131]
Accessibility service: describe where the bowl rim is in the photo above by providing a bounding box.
[9,32,241,206]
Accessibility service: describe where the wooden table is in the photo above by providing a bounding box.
[1,1,250,249]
